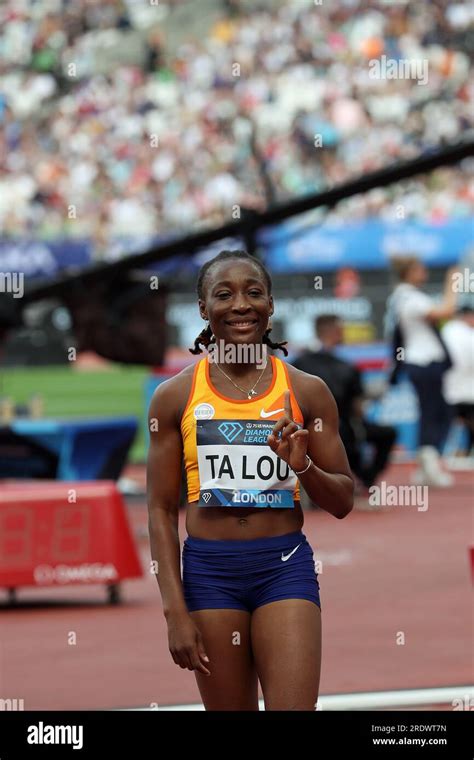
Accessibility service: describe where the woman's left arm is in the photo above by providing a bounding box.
[268,376,354,519]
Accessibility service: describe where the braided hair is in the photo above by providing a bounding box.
[189,249,288,356]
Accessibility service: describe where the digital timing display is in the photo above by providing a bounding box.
[0,504,91,568]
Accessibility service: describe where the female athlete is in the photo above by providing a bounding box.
[147,249,354,710]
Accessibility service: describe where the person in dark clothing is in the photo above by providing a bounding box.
[292,315,396,491]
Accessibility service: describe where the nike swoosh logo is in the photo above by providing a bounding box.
[260,408,285,418]
[281,543,302,562]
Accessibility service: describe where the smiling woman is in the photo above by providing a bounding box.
[146,249,354,711]
[189,250,288,358]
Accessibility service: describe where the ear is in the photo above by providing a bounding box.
[268,295,274,317]
[198,299,208,321]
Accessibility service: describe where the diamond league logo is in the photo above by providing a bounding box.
[217,421,244,443]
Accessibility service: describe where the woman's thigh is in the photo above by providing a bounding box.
[189,608,259,711]
[250,599,322,711]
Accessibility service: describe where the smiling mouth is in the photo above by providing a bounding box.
[225,319,258,327]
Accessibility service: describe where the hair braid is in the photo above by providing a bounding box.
[262,327,288,357]
[189,324,215,355]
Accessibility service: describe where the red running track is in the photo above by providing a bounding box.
[0,464,472,710]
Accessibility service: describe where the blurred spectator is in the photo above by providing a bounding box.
[0,0,473,251]
[385,256,458,486]
[292,314,396,495]
[441,301,474,455]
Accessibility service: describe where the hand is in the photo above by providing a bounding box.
[267,390,309,472]
[167,611,211,676]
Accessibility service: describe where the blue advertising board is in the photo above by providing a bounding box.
[261,217,474,272]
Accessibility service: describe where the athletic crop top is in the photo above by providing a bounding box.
[180,355,304,508]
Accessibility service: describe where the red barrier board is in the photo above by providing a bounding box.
[0,481,143,588]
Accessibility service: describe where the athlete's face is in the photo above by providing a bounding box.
[199,260,274,343]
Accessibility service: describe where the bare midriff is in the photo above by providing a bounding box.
[185,501,304,540]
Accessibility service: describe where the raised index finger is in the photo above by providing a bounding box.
[284,389,293,421]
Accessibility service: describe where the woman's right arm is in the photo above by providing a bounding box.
[425,266,459,322]
[146,378,210,675]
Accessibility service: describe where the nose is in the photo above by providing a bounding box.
[232,298,252,312]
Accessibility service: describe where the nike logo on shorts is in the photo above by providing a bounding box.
[281,543,302,562]
[260,408,285,418]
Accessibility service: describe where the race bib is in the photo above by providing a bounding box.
[196,419,297,508]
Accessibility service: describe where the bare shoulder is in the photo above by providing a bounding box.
[148,361,199,424]
[285,361,335,416]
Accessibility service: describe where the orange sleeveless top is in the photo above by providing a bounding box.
[180,355,304,507]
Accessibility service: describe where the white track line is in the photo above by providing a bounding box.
[120,685,474,711]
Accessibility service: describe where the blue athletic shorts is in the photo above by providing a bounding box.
[182,530,321,613]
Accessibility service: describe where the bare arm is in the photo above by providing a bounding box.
[147,379,187,617]
[425,266,458,323]
[146,376,210,675]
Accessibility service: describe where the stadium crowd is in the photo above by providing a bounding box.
[0,0,472,255]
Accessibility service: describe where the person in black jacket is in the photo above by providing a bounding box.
[293,314,396,492]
